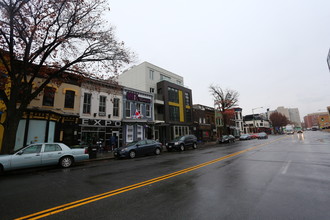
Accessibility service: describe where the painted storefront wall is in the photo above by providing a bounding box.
[122,88,154,145]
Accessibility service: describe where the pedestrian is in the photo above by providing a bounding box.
[110,134,117,151]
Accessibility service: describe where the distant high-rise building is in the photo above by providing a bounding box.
[276,106,302,128]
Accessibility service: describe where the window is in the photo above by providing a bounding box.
[126,125,133,142]
[186,109,192,122]
[150,88,155,93]
[169,106,180,121]
[83,93,92,114]
[149,70,154,80]
[137,125,143,140]
[64,90,75,108]
[146,104,151,117]
[160,74,171,81]
[125,102,131,118]
[177,80,182,85]
[168,87,179,103]
[113,98,119,117]
[21,145,42,154]
[99,96,106,115]
[185,92,190,106]
[42,86,56,106]
[44,144,62,152]
[136,103,141,113]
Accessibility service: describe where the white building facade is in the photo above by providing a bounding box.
[79,81,123,149]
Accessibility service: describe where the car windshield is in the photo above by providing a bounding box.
[222,135,228,138]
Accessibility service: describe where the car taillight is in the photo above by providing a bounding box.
[84,148,88,154]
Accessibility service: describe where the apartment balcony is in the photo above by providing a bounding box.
[154,94,164,105]
[155,113,164,121]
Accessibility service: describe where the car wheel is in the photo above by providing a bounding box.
[179,144,185,151]
[60,156,73,168]
[129,150,136,159]
[155,148,161,155]
[192,143,197,149]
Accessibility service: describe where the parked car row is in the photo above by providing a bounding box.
[0,133,270,173]
[113,135,199,159]
[239,132,268,140]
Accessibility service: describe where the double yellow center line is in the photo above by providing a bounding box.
[16,137,286,220]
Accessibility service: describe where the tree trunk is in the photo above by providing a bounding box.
[1,109,21,154]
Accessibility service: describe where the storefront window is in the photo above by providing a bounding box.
[126,125,133,142]
[137,125,143,140]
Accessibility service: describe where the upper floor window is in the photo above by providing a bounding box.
[177,80,182,85]
[185,92,190,106]
[42,86,56,106]
[146,104,151,117]
[168,87,179,103]
[150,88,155,93]
[113,98,119,117]
[83,93,92,114]
[125,102,131,118]
[99,96,106,115]
[169,106,180,121]
[160,74,171,81]
[186,109,192,122]
[64,90,75,108]
[136,103,141,113]
[149,70,154,80]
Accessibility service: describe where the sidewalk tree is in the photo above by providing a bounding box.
[269,112,289,133]
[209,85,239,135]
[0,0,133,154]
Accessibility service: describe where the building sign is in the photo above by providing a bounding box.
[81,119,121,127]
[126,92,151,103]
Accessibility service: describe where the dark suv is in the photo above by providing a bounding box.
[166,135,198,151]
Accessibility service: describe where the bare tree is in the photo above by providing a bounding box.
[209,85,239,135]
[269,112,289,134]
[0,0,133,154]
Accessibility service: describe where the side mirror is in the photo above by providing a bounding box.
[17,151,23,155]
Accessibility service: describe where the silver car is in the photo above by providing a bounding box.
[0,143,89,173]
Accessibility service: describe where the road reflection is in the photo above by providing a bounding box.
[297,133,305,141]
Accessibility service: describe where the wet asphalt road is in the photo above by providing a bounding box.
[1,131,330,220]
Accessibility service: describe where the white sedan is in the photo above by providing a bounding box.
[0,143,89,173]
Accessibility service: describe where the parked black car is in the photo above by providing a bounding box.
[114,139,162,159]
[257,132,268,139]
[166,135,198,151]
[219,135,236,143]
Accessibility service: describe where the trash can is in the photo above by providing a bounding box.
[88,145,98,159]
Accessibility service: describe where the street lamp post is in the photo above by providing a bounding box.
[252,107,263,133]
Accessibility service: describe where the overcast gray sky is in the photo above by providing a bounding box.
[107,0,330,119]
